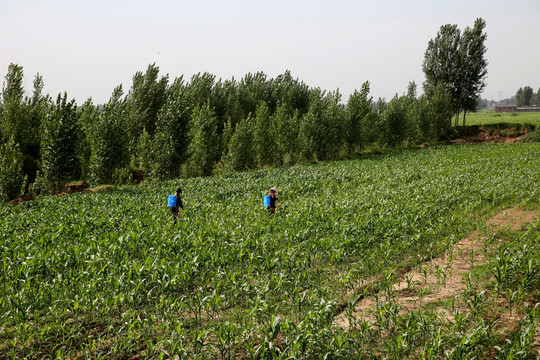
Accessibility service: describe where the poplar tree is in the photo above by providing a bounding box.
[183,103,218,177]
[0,135,26,202]
[126,63,168,149]
[379,94,408,147]
[78,98,99,180]
[423,18,487,126]
[224,116,256,172]
[300,89,344,161]
[187,72,216,111]
[298,109,318,161]
[0,63,26,147]
[252,101,275,167]
[346,81,372,152]
[274,103,299,165]
[1,65,48,184]
[520,86,534,106]
[238,72,271,119]
[459,18,488,125]
[150,77,191,180]
[89,86,130,184]
[428,84,454,140]
[25,73,48,162]
[363,98,387,148]
[516,88,523,106]
[320,90,346,160]
[407,95,431,143]
[40,93,81,193]
[221,119,234,160]
[271,71,310,116]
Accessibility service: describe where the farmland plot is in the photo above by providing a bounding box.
[1,143,539,358]
[466,111,540,126]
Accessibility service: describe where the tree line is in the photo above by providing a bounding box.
[0,19,488,202]
[477,86,540,109]
[515,86,540,107]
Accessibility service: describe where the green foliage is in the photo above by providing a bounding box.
[183,103,219,177]
[25,73,48,162]
[0,63,488,191]
[39,93,81,194]
[126,63,168,150]
[77,98,100,180]
[0,64,28,147]
[238,72,271,119]
[346,81,373,152]
[220,118,234,160]
[359,103,382,149]
[224,115,256,172]
[297,89,345,161]
[187,72,216,111]
[274,103,300,165]
[1,143,539,357]
[88,86,130,185]
[423,18,488,125]
[1,63,25,105]
[516,88,523,106]
[298,109,319,161]
[407,95,431,142]
[0,135,27,202]
[252,101,276,167]
[423,24,462,111]
[404,85,453,143]
[271,70,311,116]
[459,19,488,113]
[522,129,540,142]
[465,111,540,127]
[428,84,454,139]
[1,66,49,163]
[379,94,409,147]
[150,77,191,180]
[318,90,346,160]
[0,66,49,188]
[213,78,241,132]
[516,86,534,106]
[136,127,153,172]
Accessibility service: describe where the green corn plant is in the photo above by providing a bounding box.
[0,143,539,357]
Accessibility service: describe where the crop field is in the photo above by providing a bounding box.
[1,143,539,359]
[466,111,540,126]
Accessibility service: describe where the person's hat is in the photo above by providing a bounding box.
[270,187,278,195]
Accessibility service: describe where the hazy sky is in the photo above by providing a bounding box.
[1,0,539,105]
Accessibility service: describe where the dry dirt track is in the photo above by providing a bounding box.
[335,206,539,351]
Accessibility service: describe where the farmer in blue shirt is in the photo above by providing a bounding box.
[171,188,184,224]
[267,187,279,214]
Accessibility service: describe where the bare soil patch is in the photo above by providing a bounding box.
[336,206,539,329]
[7,182,113,205]
[450,136,522,144]
[449,125,530,145]
[9,194,35,205]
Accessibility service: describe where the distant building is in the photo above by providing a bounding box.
[495,105,517,113]
[494,105,540,113]
[516,106,540,112]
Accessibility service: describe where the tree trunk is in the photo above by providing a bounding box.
[462,109,467,127]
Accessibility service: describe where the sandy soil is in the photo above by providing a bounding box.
[336,206,539,329]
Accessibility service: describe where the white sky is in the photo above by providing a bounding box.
[1,0,539,105]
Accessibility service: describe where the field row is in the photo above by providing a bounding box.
[1,143,539,358]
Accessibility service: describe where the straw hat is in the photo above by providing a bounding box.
[270,187,278,195]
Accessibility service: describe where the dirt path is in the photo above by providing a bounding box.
[336,206,539,329]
